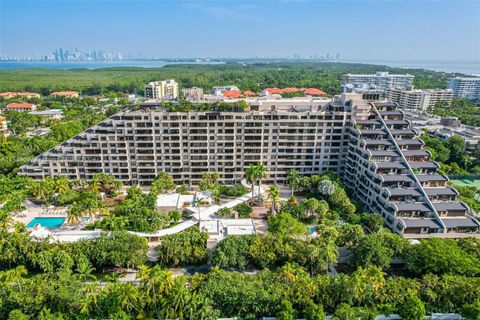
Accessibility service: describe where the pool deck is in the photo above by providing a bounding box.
[13,201,67,225]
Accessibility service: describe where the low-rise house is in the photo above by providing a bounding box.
[27,128,51,137]
[50,91,80,98]
[0,92,40,99]
[4,103,37,112]
[29,109,64,120]
[156,193,195,213]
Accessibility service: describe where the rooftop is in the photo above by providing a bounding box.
[442,217,480,228]
[6,103,35,109]
[401,218,442,229]
[395,202,431,212]
[50,91,79,96]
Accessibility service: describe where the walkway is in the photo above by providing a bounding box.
[29,185,264,243]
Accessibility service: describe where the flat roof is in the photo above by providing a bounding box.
[226,225,256,236]
[370,150,400,157]
[390,129,416,135]
[388,188,422,197]
[442,217,480,228]
[156,193,180,207]
[433,202,468,211]
[384,120,409,125]
[396,202,431,212]
[366,140,393,145]
[424,187,457,196]
[29,109,63,116]
[359,129,387,134]
[416,174,447,182]
[409,161,439,169]
[356,119,380,125]
[381,174,414,182]
[397,139,423,145]
[402,150,430,157]
[375,161,407,169]
[402,218,442,229]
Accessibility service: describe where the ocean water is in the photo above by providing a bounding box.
[0,60,224,70]
[342,59,480,75]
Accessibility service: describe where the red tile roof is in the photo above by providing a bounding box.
[304,88,326,95]
[0,92,17,97]
[223,90,244,98]
[262,87,326,96]
[282,87,302,93]
[6,103,35,110]
[51,91,79,96]
[17,92,40,97]
[263,87,283,94]
[0,92,40,98]
[243,90,256,96]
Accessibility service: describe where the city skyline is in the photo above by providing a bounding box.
[1,0,479,61]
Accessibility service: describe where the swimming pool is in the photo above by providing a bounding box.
[26,217,66,228]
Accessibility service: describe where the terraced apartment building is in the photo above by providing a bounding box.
[20,93,480,237]
[344,101,479,237]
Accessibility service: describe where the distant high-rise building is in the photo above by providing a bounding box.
[447,77,480,101]
[342,72,414,93]
[144,80,179,100]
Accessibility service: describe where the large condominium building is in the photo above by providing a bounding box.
[144,80,179,100]
[387,86,453,111]
[20,93,479,238]
[342,72,414,93]
[447,77,480,101]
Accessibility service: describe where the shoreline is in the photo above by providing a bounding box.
[0,59,479,75]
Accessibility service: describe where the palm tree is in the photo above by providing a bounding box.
[0,214,14,231]
[75,258,96,282]
[69,190,105,223]
[245,163,269,200]
[268,185,280,214]
[254,163,269,193]
[66,203,83,224]
[199,172,220,191]
[0,265,27,292]
[28,180,53,205]
[245,164,257,200]
[138,265,174,314]
[302,198,321,218]
[286,169,300,197]
[114,283,140,312]
[318,238,338,275]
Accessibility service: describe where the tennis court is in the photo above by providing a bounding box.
[450,178,480,188]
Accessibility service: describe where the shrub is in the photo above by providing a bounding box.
[235,203,253,218]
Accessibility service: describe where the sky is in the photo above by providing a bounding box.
[1,0,479,61]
